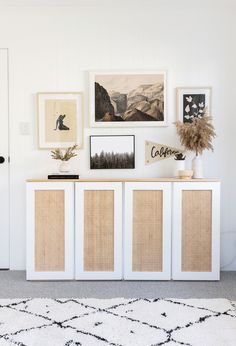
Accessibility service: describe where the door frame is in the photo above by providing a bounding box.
[0,48,10,269]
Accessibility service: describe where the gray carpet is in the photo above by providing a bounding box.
[0,271,235,299]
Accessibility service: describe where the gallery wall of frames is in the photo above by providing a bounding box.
[37,71,211,170]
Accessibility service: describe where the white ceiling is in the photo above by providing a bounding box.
[0,0,141,6]
[0,0,227,8]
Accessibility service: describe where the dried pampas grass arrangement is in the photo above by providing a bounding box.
[175,110,216,156]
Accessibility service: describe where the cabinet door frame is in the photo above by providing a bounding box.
[75,182,122,280]
[172,182,220,280]
[26,182,74,280]
[124,182,172,280]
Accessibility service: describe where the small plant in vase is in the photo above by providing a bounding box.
[51,144,78,173]
[174,153,186,178]
[175,110,216,178]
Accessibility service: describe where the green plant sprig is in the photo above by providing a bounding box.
[174,153,186,160]
[51,144,78,161]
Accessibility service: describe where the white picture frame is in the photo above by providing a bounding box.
[176,87,211,123]
[90,70,167,127]
[37,92,83,149]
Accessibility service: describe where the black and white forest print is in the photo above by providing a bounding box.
[0,298,235,345]
[90,135,135,169]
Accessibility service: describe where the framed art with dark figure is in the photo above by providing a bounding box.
[176,87,211,123]
[90,135,135,169]
[37,92,83,149]
[90,70,167,127]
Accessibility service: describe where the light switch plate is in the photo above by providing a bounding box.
[19,122,31,135]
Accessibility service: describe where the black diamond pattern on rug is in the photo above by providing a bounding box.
[0,298,235,345]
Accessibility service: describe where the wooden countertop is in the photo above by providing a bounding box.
[27,178,220,182]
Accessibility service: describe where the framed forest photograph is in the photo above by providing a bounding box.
[37,92,83,149]
[90,70,167,127]
[176,87,211,123]
[90,135,135,169]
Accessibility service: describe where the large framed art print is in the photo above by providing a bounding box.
[90,71,167,127]
[37,92,83,149]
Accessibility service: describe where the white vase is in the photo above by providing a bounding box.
[59,161,71,173]
[174,160,185,177]
[192,155,203,178]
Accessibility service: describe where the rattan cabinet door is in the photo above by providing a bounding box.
[75,182,122,280]
[172,182,220,280]
[26,182,74,280]
[124,182,172,280]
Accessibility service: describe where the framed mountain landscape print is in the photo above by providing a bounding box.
[176,87,211,123]
[37,92,83,149]
[90,70,167,127]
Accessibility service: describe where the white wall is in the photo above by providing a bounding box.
[0,0,235,270]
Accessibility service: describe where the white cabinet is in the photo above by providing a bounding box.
[26,182,74,280]
[124,182,172,280]
[172,182,220,280]
[26,179,220,281]
[75,182,123,280]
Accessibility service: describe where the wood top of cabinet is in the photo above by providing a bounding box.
[26,178,220,183]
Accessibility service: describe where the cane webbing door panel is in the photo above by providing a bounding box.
[35,190,65,272]
[132,190,163,272]
[26,182,74,280]
[124,182,171,280]
[84,190,114,272]
[75,182,122,280]
[182,190,212,272]
[172,182,220,280]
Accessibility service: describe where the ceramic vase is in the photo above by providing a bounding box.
[192,155,203,178]
[174,160,185,178]
[59,161,71,173]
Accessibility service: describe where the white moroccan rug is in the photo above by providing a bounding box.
[0,298,235,345]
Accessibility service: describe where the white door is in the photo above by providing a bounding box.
[124,182,172,280]
[172,182,221,280]
[75,182,123,280]
[0,49,9,269]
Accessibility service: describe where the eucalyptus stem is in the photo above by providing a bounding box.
[51,144,78,161]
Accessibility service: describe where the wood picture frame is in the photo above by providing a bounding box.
[37,92,83,149]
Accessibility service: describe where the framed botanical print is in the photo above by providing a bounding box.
[37,92,83,149]
[176,87,211,123]
[90,70,167,127]
[90,135,135,169]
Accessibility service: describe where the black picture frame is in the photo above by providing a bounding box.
[176,87,211,123]
[90,135,135,169]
